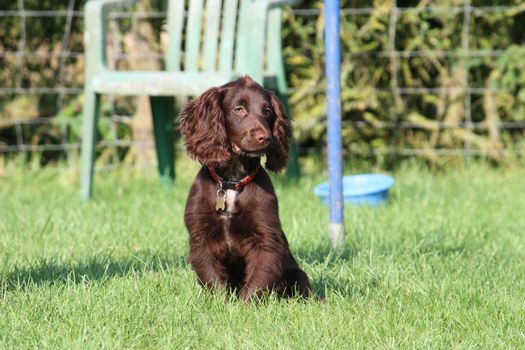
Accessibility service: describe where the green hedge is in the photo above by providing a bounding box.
[282,0,525,165]
[1,0,524,167]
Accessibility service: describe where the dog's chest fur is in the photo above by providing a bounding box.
[219,189,239,249]
[224,189,238,213]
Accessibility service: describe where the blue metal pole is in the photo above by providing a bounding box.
[325,0,345,247]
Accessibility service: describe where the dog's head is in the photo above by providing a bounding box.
[178,76,291,172]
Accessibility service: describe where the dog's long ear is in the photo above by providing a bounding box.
[265,92,291,172]
[178,87,231,168]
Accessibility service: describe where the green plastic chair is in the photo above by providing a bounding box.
[81,0,300,200]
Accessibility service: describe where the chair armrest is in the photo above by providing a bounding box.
[84,0,140,73]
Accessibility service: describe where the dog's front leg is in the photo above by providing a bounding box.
[189,246,228,291]
[240,249,282,301]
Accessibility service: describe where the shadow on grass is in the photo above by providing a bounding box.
[294,242,357,266]
[310,273,383,301]
[0,251,188,292]
[2,242,382,301]
[293,242,360,299]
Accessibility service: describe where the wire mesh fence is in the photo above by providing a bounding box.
[1,0,524,171]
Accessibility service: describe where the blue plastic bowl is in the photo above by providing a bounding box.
[314,174,394,206]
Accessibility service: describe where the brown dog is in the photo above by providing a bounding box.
[178,76,311,300]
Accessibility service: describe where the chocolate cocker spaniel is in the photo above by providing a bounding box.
[178,76,311,300]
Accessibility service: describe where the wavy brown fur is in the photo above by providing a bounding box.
[179,76,311,300]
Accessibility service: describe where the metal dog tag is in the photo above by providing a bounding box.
[215,189,226,211]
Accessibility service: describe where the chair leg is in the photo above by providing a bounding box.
[287,134,300,180]
[150,96,176,187]
[80,90,101,200]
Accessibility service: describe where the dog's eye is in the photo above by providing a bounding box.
[263,108,272,117]
[233,106,245,115]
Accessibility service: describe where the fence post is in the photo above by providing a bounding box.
[325,0,345,248]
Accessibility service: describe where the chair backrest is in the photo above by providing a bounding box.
[165,0,264,77]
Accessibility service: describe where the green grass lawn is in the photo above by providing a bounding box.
[1,161,524,349]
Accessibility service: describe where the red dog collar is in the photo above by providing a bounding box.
[207,164,260,191]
